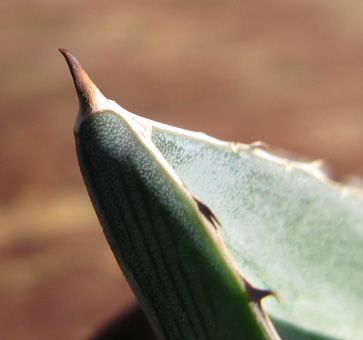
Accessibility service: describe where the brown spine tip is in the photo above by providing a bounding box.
[59,48,106,115]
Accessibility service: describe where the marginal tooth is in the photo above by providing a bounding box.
[249,141,270,150]
[193,196,221,229]
[244,281,277,303]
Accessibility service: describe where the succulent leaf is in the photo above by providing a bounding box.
[61,49,363,340]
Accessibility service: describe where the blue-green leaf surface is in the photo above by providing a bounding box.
[151,125,363,340]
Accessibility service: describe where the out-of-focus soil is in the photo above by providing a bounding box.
[0,1,362,339]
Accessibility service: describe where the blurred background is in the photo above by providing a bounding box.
[0,0,362,339]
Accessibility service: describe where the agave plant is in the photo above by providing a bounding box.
[60,49,363,340]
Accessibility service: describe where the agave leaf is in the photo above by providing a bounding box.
[61,50,363,340]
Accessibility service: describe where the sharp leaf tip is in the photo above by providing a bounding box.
[59,48,106,116]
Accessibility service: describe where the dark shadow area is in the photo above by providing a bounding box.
[88,304,157,340]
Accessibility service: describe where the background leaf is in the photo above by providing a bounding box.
[151,124,363,340]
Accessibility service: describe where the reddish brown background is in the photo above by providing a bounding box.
[1,1,362,339]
